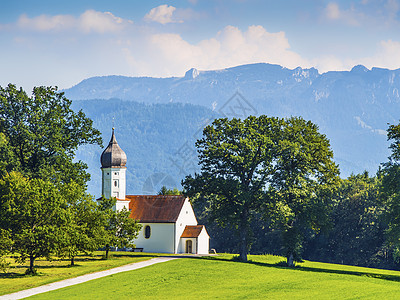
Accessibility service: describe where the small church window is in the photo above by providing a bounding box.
[144,225,151,239]
[115,172,119,176]
[114,180,118,187]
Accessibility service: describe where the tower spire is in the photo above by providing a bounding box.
[100,129,127,208]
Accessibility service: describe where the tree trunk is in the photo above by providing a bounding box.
[239,222,248,262]
[287,253,294,267]
[71,256,75,266]
[28,255,35,274]
[105,245,110,259]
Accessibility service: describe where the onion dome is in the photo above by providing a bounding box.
[100,128,127,168]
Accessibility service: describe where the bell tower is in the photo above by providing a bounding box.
[100,128,129,211]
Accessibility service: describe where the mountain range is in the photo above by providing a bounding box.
[65,63,400,197]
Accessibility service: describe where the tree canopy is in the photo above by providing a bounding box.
[0,172,70,274]
[379,121,400,260]
[183,116,339,263]
[0,84,107,273]
[98,197,142,259]
[0,84,102,185]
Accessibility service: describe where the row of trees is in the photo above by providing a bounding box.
[184,115,400,268]
[0,84,140,274]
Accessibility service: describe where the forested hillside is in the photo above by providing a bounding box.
[72,99,218,197]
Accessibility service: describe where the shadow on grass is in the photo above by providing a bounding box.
[191,255,400,283]
[0,272,26,279]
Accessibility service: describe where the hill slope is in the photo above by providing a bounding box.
[29,254,400,299]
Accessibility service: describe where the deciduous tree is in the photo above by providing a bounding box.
[98,197,141,259]
[183,116,339,264]
[0,172,69,274]
[379,121,400,263]
[0,84,102,185]
[270,117,339,266]
[57,182,108,266]
[183,116,284,262]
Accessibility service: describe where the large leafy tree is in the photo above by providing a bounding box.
[0,84,102,184]
[183,116,339,263]
[270,117,339,266]
[57,182,108,266]
[183,116,284,262]
[379,121,400,262]
[0,172,70,274]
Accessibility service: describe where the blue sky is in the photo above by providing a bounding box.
[1,0,400,92]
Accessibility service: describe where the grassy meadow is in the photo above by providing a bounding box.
[0,251,155,296]
[25,254,400,299]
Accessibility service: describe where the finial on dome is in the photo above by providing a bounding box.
[100,129,127,168]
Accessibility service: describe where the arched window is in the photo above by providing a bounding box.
[144,225,151,239]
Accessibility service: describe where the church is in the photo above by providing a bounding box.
[99,129,210,254]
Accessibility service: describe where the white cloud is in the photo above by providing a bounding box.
[144,5,180,24]
[324,2,362,26]
[311,39,400,73]
[79,10,132,33]
[122,25,309,77]
[358,39,400,69]
[312,55,348,73]
[355,116,387,136]
[13,10,132,33]
[17,13,75,31]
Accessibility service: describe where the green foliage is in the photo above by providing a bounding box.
[304,172,389,267]
[0,229,12,272]
[183,116,339,263]
[379,121,400,262]
[0,84,102,185]
[97,197,142,259]
[158,186,181,195]
[183,116,284,261]
[269,117,339,265]
[0,172,70,274]
[56,182,108,266]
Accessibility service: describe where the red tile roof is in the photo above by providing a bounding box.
[181,225,205,238]
[127,195,186,223]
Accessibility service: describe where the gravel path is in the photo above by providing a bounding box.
[1,257,179,300]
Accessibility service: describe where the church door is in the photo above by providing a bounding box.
[186,240,193,253]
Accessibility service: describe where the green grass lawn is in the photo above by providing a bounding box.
[26,254,400,299]
[0,251,156,296]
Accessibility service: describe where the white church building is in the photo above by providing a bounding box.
[100,129,210,254]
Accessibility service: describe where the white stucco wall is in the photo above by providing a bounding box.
[179,238,196,254]
[115,200,129,211]
[102,167,126,201]
[197,228,210,254]
[175,198,198,253]
[133,223,175,253]
[178,228,209,254]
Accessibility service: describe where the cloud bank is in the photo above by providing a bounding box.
[14,10,132,33]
